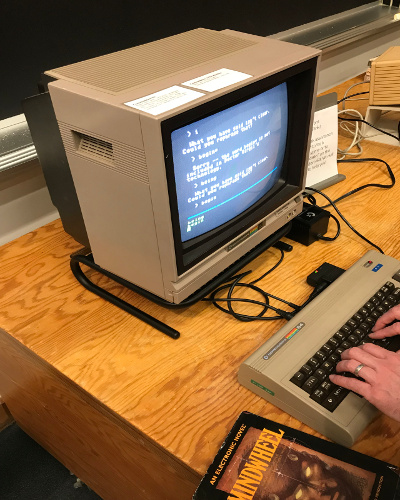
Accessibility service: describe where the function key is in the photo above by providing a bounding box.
[392,271,400,283]
[390,288,400,303]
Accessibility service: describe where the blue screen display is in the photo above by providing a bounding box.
[171,82,288,242]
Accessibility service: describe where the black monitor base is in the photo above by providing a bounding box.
[70,224,291,339]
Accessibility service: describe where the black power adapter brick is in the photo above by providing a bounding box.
[307,262,345,287]
[287,202,330,246]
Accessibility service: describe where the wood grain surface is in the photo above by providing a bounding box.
[1,77,400,499]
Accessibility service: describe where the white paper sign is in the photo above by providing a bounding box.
[183,68,252,92]
[124,86,204,115]
[306,104,338,187]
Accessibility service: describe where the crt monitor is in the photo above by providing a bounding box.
[45,28,320,303]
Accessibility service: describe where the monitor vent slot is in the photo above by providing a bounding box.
[79,133,114,164]
[58,124,149,183]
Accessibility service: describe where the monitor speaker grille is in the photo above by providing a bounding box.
[45,29,257,94]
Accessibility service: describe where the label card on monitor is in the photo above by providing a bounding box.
[124,86,204,116]
[182,68,252,92]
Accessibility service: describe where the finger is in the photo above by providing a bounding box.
[335,360,374,383]
[329,374,368,397]
[372,305,400,331]
[340,345,386,363]
[369,322,400,339]
[357,342,393,359]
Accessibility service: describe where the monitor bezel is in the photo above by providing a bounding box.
[162,57,318,276]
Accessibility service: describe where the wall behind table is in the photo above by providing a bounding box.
[2,0,373,120]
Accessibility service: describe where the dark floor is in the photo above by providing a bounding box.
[0,423,103,500]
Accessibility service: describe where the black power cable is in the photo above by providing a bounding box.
[305,187,385,254]
[203,246,301,321]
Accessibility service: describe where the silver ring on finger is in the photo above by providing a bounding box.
[353,363,365,377]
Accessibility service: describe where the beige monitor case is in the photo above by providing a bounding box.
[46,29,320,303]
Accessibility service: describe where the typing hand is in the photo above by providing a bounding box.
[329,343,400,421]
[369,304,400,340]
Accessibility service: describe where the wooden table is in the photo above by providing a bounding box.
[1,78,400,499]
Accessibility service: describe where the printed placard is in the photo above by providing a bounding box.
[183,68,252,92]
[124,86,204,116]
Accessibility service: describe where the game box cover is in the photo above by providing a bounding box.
[193,411,400,500]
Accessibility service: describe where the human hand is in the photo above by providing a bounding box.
[329,343,400,421]
[369,304,400,340]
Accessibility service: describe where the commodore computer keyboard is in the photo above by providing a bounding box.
[239,250,400,447]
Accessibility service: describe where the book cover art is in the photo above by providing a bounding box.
[193,412,400,500]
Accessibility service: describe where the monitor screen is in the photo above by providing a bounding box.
[171,83,288,242]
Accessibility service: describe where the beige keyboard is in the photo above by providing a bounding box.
[239,250,400,447]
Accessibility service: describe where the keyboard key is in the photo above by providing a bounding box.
[300,364,314,376]
[311,389,326,403]
[303,376,319,394]
[357,307,368,318]
[319,380,335,394]
[364,301,374,312]
[369,296,380,306]
[314,368,327,381]
[321,343,333,355]
[364,317,375,327]
[290,372,306,387]
[352,313,363,325]
[327,337,340,348]
[322,386,349,412]
[385,281,395,291]
[346,318,358,329]
[327,353,340,364]
[308,357,320,369]
[340,324,352,335]
[321,361,334,373]
[314,350,327,362]
[347,334,359,346]
[334,331,346,342]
